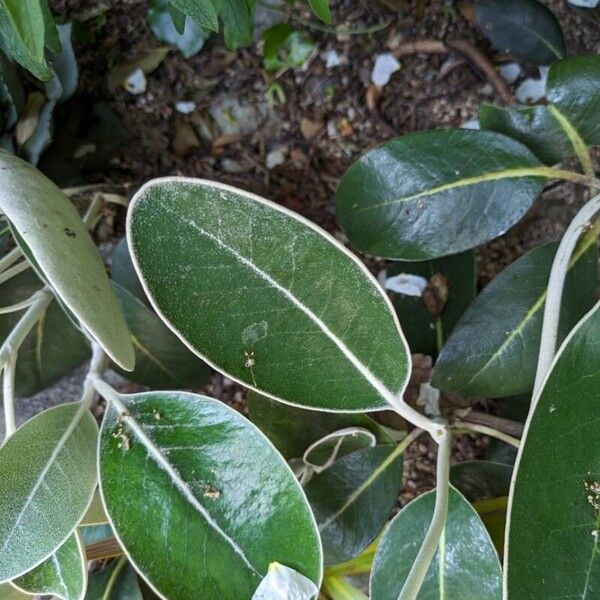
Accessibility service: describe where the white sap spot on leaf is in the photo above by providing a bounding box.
[252,563,319,600]
[498,62,522,84]
[384,273,428,297]
[124,68,147,94]
[371,53,401,86]
[549,404,556,413]
[242,321,269,345]
[515,66,549,104]
[175,100,196,114]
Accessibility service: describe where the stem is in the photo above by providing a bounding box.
[453,421,520,449]
[0,247,22,273]
[2,352,16,436]
[398,426,451,600]
[0,295,39,315]
[0,260,30,286]
[547,167,600,189]
[533,191,600,398]
[456,410,524,437]
[393,397,446,439]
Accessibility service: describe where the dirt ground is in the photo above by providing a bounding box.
[31,0,600,498]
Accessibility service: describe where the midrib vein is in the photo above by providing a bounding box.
[166,206,398,407]
[131,334,175,378]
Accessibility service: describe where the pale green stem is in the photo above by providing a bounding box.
[453,421,520,449]
[397,426,451,600]
[0,295,39,315]
[533,191,600,399]
[3,351,16,436]
[0,246,22,273]
[0,260,30,286]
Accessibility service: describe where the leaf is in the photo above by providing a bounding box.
[305,445,403,564]
[12,532,86,600]
[112,281,211,389]
[0,151,134,370]
[0,269,90,398]
[335,130,548,260]
[252,562,319,600]
[387,251,476,356]
[323,577,368,600]
[128,178,409,412]
[99,390,322,599]
[0,584,28,599]
[370,487,502,599]
[0,402,98,581]
[473,496,507,555]
[168,0,219,32]
[111,238,150,306]
[85,558,142,600]
[40,0,60,54]
[248,393,393,460]
[0,48,25,132]
[81,489,109,525]
[0,0,53,80]
[308,0,332,24]
[220,0,255,48]
[262,24,314,73]
[479,104,574,166]
[148,0,208,59]
[432,240,597,397]
[107,47,170,89]
[450,460,512,501]
[472,0,565,65]
[505,301,600,597]
[303,428,376,471]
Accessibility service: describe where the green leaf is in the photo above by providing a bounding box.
[85,558,142,600]
[0,584,28,599]
[473,0,565,65]
[220,0,255,48]
[546,55,600,147]
[308,0,332,24]
[479,104,574,166]
[128,178,409,412]
[304,428,376,471]
[387,251,476,356]
[262,24,314,73]
[40,0,60,54]
[0,402,98,581]
[167,0,218,32]
[0,47,25,132]
[0,151,134,370]
[506,301,600,597]
[111,238,150,307]
[148,0,208,59]
[0,269,90,398]
[432,240,597,397]
[305,445,403,564]
[112,281,211,389]
[0,0,54,80]
[248,392,393,460]
[81,489,109,525]
[99,390,322,599]
[12,532,86,600]
[336,130,547,260]
[370,487,502,599]
[450,460,512,502]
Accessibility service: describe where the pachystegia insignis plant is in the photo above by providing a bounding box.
[0,51,599,599]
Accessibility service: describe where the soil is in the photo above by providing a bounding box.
[19,0,599,506]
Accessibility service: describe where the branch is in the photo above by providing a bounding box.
[453,421,520,449]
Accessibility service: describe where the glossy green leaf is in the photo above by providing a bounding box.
[12,532,86,600]
[305,445,402,564]
[85,558,142,600]
[387,251,476,356]
[479,104,573,166]
[473,496,507,556]
[148,0,208,58]
[506,301,600,598]
[112,282,211,389]
[0,269,90,398]
[371,487,502,599]
[450,460,512,501]
[0,402,98,581]
[546,55,600,146]
[0,152,134,370]
[219,0,255,48]
[128,178,409,412]
[248,393,393,460]
[308,0,332,23]
[336,130,547,260]
[432,240,597,397]
[168,0,218,31]
[0,0,54,80]
[99,390,322,599]
[473,0,565,65]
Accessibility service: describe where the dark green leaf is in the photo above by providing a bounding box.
[128,178,409,412]
[112,281,211,389]
[85,558,142,600]
[473,0,565,64]
[220,0,255,48]
[371,487,502,599]
[336,130,548,260]
[12,533,86,600]
[450,460,512,501]
[506,301,600,597]
[40,0,60,54]
[99,390,322,599]
[0,47,25,132]
[305,445,402,564]
[432,240,597,397]
[247,392,393,460]
[167,0,218,32]
[111,238,150,306]
[387,251,476,356]
[0,402,98,581]
[308,0,332,24]
[262,24,314,73]
[304,428,376,470]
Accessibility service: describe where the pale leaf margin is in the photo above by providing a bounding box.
[503,298,600,598]
[125,177,412,414]
[96,389,324,600]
